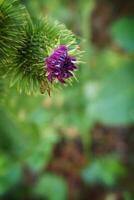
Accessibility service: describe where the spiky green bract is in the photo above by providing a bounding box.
[0,0,26,64]
[44,18,82,63]
[8,19,48,94]
[6,17,82,94]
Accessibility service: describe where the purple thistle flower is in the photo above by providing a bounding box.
[46,45,77,83]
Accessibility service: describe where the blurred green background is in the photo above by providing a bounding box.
[0,0,134,199]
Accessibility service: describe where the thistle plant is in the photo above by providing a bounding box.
[0,0,82,95]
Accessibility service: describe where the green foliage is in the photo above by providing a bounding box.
[0,107,34,159]
[124,192,134,200]
[0,153,22,195]
[0,108,22,155]
[88,61,134,125]
[34,173,68,200]
[26,133,59,172]
[81,157,125,187]
[111,17,134,53]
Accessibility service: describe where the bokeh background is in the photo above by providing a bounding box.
[0,0,134,199]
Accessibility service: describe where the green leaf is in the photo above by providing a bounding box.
[111,17,134,52]
[81,157,125,187]
[88,61,134,125]
[0,153,21,196]
[34,173,68,200]
[0,107,30,156]
[26,132,59,172]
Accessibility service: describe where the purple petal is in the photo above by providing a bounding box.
[45,45,77,84]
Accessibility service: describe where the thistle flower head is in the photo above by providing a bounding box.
[46,45,77,83]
